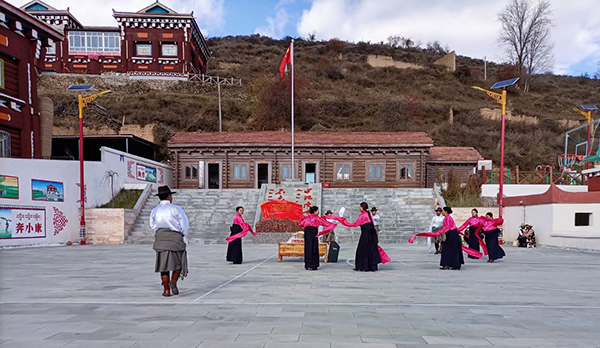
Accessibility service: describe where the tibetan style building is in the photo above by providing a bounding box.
[0,1,63,158]
[168,131,484,189]
[21,0,210,78]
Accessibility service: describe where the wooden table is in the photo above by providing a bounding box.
[278,242,327,262]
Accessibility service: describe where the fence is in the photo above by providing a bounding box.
[189,74,242,86]
[482,166,585,185]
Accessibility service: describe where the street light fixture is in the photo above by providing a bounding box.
[573,105,598,170]
[472,77,519,219]
[67,85,112,245]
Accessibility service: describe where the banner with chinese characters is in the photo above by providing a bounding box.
[261,200,303,221]
[0,206,46,239]
[136,164,157,183]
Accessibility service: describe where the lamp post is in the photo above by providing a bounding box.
[472,78,519,219]
[574,105,598,170]
[68,85,111,245]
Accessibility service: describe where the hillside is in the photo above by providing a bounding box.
[39,35,600,169]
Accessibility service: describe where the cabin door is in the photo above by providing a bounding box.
[204,161,222,189]
[255,161,272,189]
[303,161,319,184]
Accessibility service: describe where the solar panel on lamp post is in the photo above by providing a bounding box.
[472,78,519,219]
[67,85,112,245]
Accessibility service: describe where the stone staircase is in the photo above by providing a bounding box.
[126,187,437,244]
[321,188,437,243]
[126,189,261,244]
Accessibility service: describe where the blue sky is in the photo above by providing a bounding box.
[10,0,600,76]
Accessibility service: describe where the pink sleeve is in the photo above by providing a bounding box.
[317,216,337,235]
[298,215,308,227]
[456,217,472,232]
[439,216,453,234]
[233,214,243,226]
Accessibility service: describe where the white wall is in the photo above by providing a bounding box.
[482,184,588,198]
[0,147,172,247]
[505,203,600,251]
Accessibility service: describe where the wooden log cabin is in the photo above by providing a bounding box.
[21,0,210,78]
[169,131,484,189]
[0,1,63,158]
[426,147,484,188]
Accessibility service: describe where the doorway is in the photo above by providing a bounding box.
[257,163,269,188]
[305,163,317,183]
[207,163,220,189]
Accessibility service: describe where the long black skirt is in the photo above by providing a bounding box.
[226,224,243,264]
[467,226,482,259]
[355,222,380,272]
[304,226,320,270]
[440,229,464,269]
[484,229,506,261]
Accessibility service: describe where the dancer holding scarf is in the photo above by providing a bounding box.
[226,206,256,264]
[482,212,506,263]
[328,202,383,272]
[298,206,337,271]
[461,209,483,259]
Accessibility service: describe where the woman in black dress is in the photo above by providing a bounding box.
[439,207,464,270]
[298,206,337,271]
[226,206,254,264]
[467,209,482,259]
[483,212,506,263]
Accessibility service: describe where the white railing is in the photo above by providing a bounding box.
[189,74,242,86]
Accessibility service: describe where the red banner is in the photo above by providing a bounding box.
[261,200,303,221]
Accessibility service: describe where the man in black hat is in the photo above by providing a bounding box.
[429,207,445,254]
[150,185,189,297]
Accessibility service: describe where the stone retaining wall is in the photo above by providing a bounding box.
[86,209,134,245]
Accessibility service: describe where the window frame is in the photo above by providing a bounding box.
[68,31,121,55]
[334,162,352,182]
[46,42,56,55]
[161,42,178,57]
[398,162,416,181]
[183,163,198,180]
[0,130,10,157]
[575,212,592,227]
[135,42,153,57]
[366,161,386,182]
[232,162,249,181]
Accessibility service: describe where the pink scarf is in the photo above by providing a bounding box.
[226,214,257,243]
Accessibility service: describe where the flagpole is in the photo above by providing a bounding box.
[290,39,295,180]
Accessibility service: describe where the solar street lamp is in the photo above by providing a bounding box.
[67,85,112,245]
[573,105,598,169]
[472,77,519,218]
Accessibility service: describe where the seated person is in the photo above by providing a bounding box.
[518,223,536,248]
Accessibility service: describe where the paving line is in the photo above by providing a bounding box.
[192,252,277,302]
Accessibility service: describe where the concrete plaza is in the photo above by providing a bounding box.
[1,243,599,348]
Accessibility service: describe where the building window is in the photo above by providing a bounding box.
[0,130,10,157]
[575,213,592,226]
[161,43,178,57]
[184,164,198,180]
[46,42,56,55]
[0,58,4,89]
[68,31,120,55]
[335,163,351,181]
[136,43,152,56]
[367,163,385,181]
[282,164,292,180]
[399,163,414,180]
[233,164,248,180]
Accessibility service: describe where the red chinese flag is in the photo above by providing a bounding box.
[279,44,291,77]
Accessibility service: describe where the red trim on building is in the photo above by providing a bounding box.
[504,184,600,206]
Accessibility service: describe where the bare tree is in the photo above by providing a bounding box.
[102,170,120,206]
[498,0,554,92]
[387,34,402,48]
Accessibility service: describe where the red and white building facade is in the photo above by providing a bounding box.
[22,0,210,79]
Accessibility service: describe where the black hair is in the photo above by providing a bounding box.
[486,212,493,218]
[443,206,453,214]
[158,193,170,201]
[472,208,478,214]
[360,202,369,212]
[309,206,319,214]
[236,206,243,212]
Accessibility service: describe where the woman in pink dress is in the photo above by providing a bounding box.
[298,206,337,271]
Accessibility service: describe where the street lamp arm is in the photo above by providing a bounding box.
[573,108,592,123]
[81,90,112,108]
[471,86,503,105]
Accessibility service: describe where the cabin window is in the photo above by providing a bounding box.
[184,164,198,180]
[282,164,292,180]
[0,58,4,89]
[46,42,56,55]
[399,163,414,180]
[68,31,120,55]
[335,163,351,181]
[136,43,153,56]
[161,43,178,57]
[0,130,10,157]
[367,163,385,181]
[575,213,592,227]
[233,164,248,180]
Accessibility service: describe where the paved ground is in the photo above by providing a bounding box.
[1,243,600,348]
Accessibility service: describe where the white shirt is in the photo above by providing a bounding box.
[150,201,189,237]
[429,214,445,232]
[372,213,380,226]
